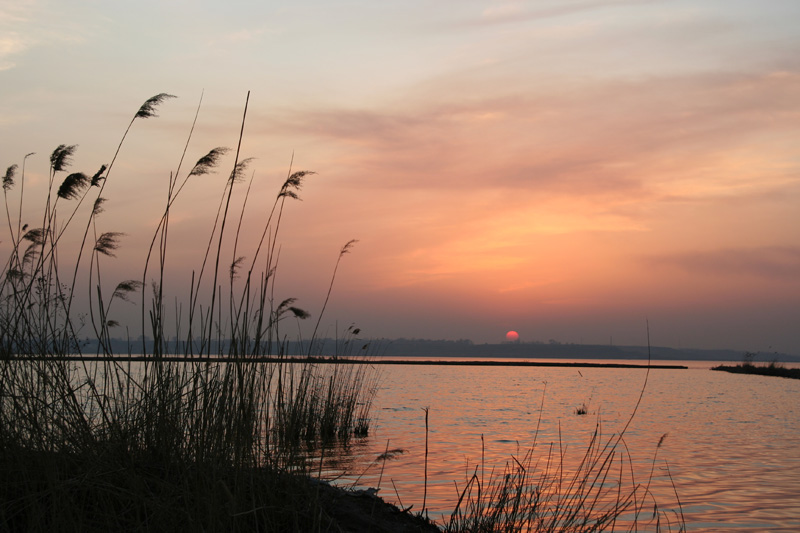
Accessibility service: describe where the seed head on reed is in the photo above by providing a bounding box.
[135,93,176,119]
[229,157,255,184]
[90,164,107,187]
[22,227,44,244]
[2,164,17,191]
[289,306,311,319]
[57,172,90,200]
[277,297,311,320]
[22,246,38,267]
[277,297,298,312]
[92,197,107,216]
[230,256,245,280]
[112,279,144,303]
[50,144,77,173]
[94,231,124,257]
[189,147,229,177]
[279,170,314,199]
[5,269,23,284]
[340,239,358,255]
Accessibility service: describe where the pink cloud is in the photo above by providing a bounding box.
[644,246,800,280]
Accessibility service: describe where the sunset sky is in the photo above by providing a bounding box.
[2,0,799,355]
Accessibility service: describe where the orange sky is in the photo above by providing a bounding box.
[2,1,799,354]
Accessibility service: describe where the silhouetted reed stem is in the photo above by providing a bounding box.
[422,406,430,517]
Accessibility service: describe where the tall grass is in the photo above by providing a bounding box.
[443,423,683,532]
[443,333,684,532]
[0,93,683,532]
[0,93,378,531]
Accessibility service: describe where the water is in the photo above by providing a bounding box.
[325,359,800,531]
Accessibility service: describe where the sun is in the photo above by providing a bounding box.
[505,330,520,342]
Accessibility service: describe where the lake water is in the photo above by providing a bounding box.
[324,359,800,532]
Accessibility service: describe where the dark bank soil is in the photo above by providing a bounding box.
[312,480,441,532]
[0,448,440,532]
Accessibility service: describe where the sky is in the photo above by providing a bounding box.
[1,0,799,354]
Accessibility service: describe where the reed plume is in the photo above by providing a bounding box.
[112,279,144,303]
[90,164,107,187]
[92,197,107,216]
[135,92,176,119]
[280,170,313,199]
[189,147,229,177]
[49,144,77,173]
[94,231,124,257]
[2,165,16,191]
[56,172,89,200]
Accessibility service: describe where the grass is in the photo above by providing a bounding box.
[441,377,684,532]
[0,93,381,531]
[443,428,683,532]
[437,324,684,532]
[1,93,683,532]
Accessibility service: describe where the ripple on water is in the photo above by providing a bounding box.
[326,363,800,531]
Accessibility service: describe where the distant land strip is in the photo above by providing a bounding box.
[67,338,800,362]
[711,364,800,379]
[7,355,687,369]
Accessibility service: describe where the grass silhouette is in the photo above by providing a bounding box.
[1,93,683,532]
[0,93,379,531]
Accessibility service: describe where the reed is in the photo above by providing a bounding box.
[442,325,684,532]
[443,423,684,532]
[1,93,683,532]
[0,93,379,531]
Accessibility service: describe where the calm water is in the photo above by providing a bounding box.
[325,359,800,532]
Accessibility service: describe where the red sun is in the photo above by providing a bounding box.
[505,330,520,342]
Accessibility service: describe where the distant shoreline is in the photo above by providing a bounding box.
[6,355,687,369]
[68,338,800,362]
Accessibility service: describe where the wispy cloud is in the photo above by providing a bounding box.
[269,68,800,202]
[644,246,800,280]
[477,0,662,26]
[0,35,25,71]
[0,3,34,71]
[0,2,89,71]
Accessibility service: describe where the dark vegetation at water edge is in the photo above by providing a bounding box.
[1,94,684,531]
[711,361,800,380]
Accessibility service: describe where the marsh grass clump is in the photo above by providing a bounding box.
[0,93,684,532]
[711,357,800,380]
[443,338,684,533]
[444,426,684,532]
[444,407,684,532]
[0,93,380,531]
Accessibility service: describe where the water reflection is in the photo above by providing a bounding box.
[320,361,800,531]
